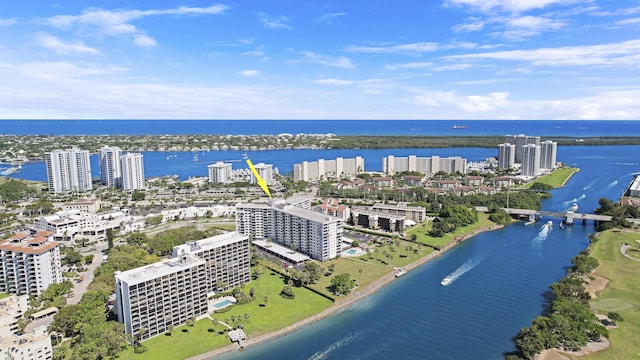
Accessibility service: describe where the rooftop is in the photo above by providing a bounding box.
[252,239,310,263]
[116,253,205,285]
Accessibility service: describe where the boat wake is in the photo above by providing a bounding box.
[307,330,365,360]
[440,257,482,286]
[533,221,553,243]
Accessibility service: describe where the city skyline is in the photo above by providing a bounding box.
[1,1,640,120]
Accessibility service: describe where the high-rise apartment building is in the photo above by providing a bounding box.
[382,155,466,176]
[521,144,541,177]
[99,146,122,188]
[250,163,273,185]
[293,157,365,182]
[0,232,62,296]
[498,143,516,170]
[121,152,145,191]
[540,140,557,170]
[505,134,540,163]
[208,162,233,184]
[236,198,342,261]
[44,147,92,193]
[114,233,250,341]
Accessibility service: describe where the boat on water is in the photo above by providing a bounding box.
[452,125,467,129]
[440,276,453,286]
[568,203,578,212]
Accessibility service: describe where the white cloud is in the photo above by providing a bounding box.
[411,90,510,112]
[444,0,582,14]
[259,14,292,30]
[133,33,157,47]
[453,19,485,32]
[385,62,434,70]
[316,12,347,24]
[45,5,227,47]
[446,39,640,67]
[299,51,355,68]
[37,33,100,55]
[0,18,16,26]
[345,42,440,54]
[313,79,356,85]
[615,17,640,26]
[238,69,260,77]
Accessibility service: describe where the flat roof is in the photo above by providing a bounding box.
[352,208,405,220]
[280,206,341,224]
[174,232,248,254]
[116,254,205,285]
[252,240,310,263]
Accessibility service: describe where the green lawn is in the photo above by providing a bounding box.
[578,230,640,360]
[118,270,333,360]
[0,292,10,300]
[306,256,392,297]
[520,167,579,189]
[404,212,496,249]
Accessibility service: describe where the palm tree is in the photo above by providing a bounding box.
[263,295,269,307]
[358,268,363,285]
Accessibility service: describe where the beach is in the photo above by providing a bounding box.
[188,224,503,360]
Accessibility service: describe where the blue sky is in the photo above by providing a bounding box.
[1,1,640,120]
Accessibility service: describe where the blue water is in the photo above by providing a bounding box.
[1,119,639,136]
[214,300,233,309]
[3,120,638,359]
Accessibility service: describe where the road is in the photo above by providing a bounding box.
[67,243,107,305]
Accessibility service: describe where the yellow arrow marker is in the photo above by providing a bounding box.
[246,158,272,198]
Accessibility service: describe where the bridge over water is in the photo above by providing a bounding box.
[474,207,613,226]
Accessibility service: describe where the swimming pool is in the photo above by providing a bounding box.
[214,299,233,309]
[346,249,357,255]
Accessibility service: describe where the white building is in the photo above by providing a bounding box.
[521,144,541,177]
[382,155,467,176]
[208,162,233,184]
[99,146,122,188]
[250,163,273,185]
[498,143,516,170]
[293,157,365,182]
[121,152,145,191]
[34,209,130,242]
[236,198,342,261]
[62,198,101,214]
[44,147,92,193]
[0,327,53,360]
[0,232,62,296]
[0,295,29,337]
[114,232,250,341]
[540,140,558,170]
[505,134,540,163]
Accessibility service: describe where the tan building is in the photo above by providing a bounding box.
[0,232,62,296]
[62,198,101,214]
[0,295,29,337]
[0,327,52,360]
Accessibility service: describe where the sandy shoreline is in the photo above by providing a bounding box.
[188,224,503,360]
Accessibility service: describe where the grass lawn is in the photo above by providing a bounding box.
[404,212,496,249]
[0,292,10,300]
[307,256,392,297]
[519,167,578,189]
[118,270,333,360]
[576,230,640,360]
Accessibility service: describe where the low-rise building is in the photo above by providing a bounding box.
[315,198,351,221]
[62,198,101,214]
[0,327,53,360]
[371,203,426,223]
[0,295,29,337]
